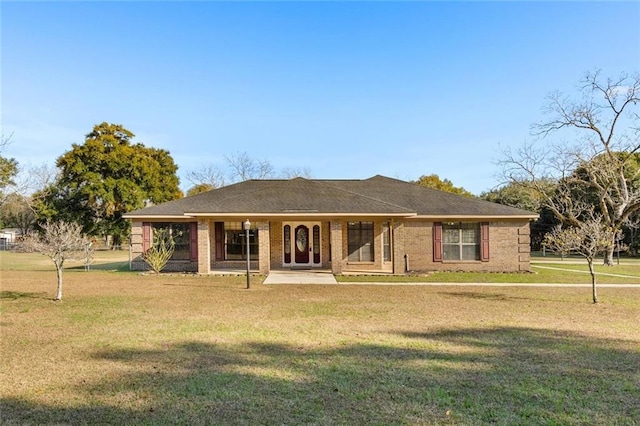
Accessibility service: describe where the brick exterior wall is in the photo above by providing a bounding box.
[129,217,532,274]
[269,221,283,269]
[129,220,199,273]
[392,221,406,274]
[402,220,531,273]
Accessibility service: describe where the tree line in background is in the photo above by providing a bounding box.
[1,71,639,297]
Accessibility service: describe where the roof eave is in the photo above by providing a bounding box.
[122,214,196,220]
[414,214,539,220]
[185,212,417,218]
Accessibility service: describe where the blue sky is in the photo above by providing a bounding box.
[2,1,639,195]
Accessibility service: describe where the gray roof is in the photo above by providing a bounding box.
[124,175,537,219]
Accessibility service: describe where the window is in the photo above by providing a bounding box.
[442,222,480,261]
[348,221,374,262]
[222,222,259,260]
[383,221,391,262]
[150,223,192,260]
[283,225,291,263]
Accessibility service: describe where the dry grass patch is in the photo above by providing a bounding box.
[1,255,640,424]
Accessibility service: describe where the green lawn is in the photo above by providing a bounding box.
[1,252,639,424]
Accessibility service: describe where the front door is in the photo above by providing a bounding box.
[284,222,321,267]
[294,225,310,264]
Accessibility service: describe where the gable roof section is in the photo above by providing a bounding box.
[123,175,537,219]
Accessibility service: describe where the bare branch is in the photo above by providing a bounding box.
[225,151,275,182]
[185,164,226,189]
[22,220,90,300]
[280,166,313,179]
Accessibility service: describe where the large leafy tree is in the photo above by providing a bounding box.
[37,123,182,247]
[413,174,474,197]
[0,193,37,234]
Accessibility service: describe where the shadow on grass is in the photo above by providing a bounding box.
[0,291,48,300]
[2,327,638,424]
[439,291,527,301]
[67,261,130,272]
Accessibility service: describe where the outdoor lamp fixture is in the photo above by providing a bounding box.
[244,219,251,289]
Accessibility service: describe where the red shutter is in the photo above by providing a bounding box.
[142,222,151,251]
[189,222,198,262]
[215,222,224,261]
[481,222,490,262]
[433,222,443,262]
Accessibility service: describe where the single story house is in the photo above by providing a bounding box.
[123,175,538,275]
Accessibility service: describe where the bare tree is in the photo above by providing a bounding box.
[543,206,617,304]
[500,71,640,265]
[185,164,226,189]
[280,166,313,179]
[225,151,275,181]
[0,132,13,151]
[186,153,313,193]
[22,221,91,301]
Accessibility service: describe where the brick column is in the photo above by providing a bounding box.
[330,220,343,275]
[258,221,270,275]
[130,220,143,258]
[197,220,210,274]
[392,221,405,275]
[518,223,531,272]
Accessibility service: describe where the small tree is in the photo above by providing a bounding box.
[543,207,617,304]
[22,221,90,301]
[142,227,175,273]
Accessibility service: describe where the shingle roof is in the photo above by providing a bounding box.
[124,175,537,219]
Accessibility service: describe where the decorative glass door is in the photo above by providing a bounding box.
[294,225,310,264]
[284,222,321,266]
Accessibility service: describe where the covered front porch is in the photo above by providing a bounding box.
[193,217,401,276]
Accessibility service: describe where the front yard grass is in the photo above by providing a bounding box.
[336,263,640,284]
[1,252,639,424]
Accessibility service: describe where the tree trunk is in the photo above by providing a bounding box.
[603,244,614,266]
[55,261,63,301]
[587,259,598,304]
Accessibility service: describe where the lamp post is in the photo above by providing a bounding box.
[244,219,251,289]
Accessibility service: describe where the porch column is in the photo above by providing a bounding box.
[330,220,343,275]
[392,221,405,275]
[258,221,270,275]
[197,220,210,274]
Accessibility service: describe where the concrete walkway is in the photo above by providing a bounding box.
[263,270,338,285]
